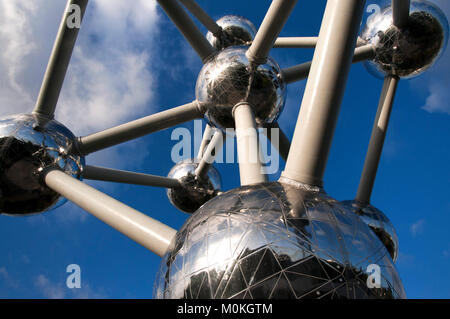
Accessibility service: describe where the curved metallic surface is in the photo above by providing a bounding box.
[341,200,399,262]
[0,113,84,215]
[166,158,221,213]
[206,15,257,50]
[196,47,286,130]
[154,181,405,299]
[361,0,449,78]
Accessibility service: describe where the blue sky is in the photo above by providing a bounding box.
[0,0,449,299]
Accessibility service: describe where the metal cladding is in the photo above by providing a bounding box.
[196,47,286,130]
[166,159,222,213]
[341,200,399,262]
[154,181,405,299]
[0,113,84,215]
[361,0,449,78]
[206,15,257,50]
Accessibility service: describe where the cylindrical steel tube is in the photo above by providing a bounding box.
[33,0,88,118]
[356,76,399,204]
[44,169,177,256]
[392,0,410,28]
[233,103,268,185]
[246,0,298,64]
[83,165,181,188]
[273,37,318,48]
[282,0,366,186]
[179,0,221,35]
[78,101,204,155]
[157,0,216,62]
[195,130,224,178]
[281,44,375,84]
[263,122,290,162]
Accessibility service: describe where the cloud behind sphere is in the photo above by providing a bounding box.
[415,0,450,115]
[0,0,160,135]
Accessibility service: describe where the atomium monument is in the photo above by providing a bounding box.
[0,0,448,299]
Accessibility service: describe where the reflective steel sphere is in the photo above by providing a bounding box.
[361,0,449,78]
[206,15,257,50]
[0,113,84,216]
[154,180,405,299]
[196,47,286,130]
[341,200,398,262]
[166,159,222,214]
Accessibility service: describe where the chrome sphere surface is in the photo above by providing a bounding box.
[0,113,84,216]
[206,15,257,50]
[196,47,286,130]
[166,159,222,214]
[341,200,398,262]
[154,180,405,299]
[361,0,449,78]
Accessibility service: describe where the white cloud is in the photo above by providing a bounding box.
[35,274,107,299]
[0,0,164,223]
[414,0,450,115]
[0,0,161,136]
[0,1,38,108]
[0,267,19,290]
[410,219,425,237]
[35,274,66,299]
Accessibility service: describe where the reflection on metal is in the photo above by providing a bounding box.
[196,47,286,130]
[342,200,399,261]
[2,0,448,300]
[206,15,256,50]
[362,0,449,78]
[0,113,84,215]
[167,159,222,214]
[154,181,405,299]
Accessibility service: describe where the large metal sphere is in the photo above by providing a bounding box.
[361,0,449,78]
[206,15,257,50]
[341,200,398,262]
[196,47,286,130]
[0,113,84,216]
[154,180,405,299]
[166,159,222,214]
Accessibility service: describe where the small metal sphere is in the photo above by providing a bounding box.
[0,113,84,216]
[361,0,449,78]
[341,200,398,262]
[155,180,405,299]
[206,15,257,50]
[196,47,286,130]
[166,159,222,214]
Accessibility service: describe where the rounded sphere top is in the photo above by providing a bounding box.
[196,46,286,130]
[166,158,221,214]
[0,113,84,216]
[361,0,449,78]
[206,15,257,50]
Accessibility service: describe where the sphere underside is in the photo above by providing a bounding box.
[0,114,84,215]
[167,159,221,213]
[196,47,286,130]
[362,1,449,78]
[206,15,257,50]
[155,182,405,299]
